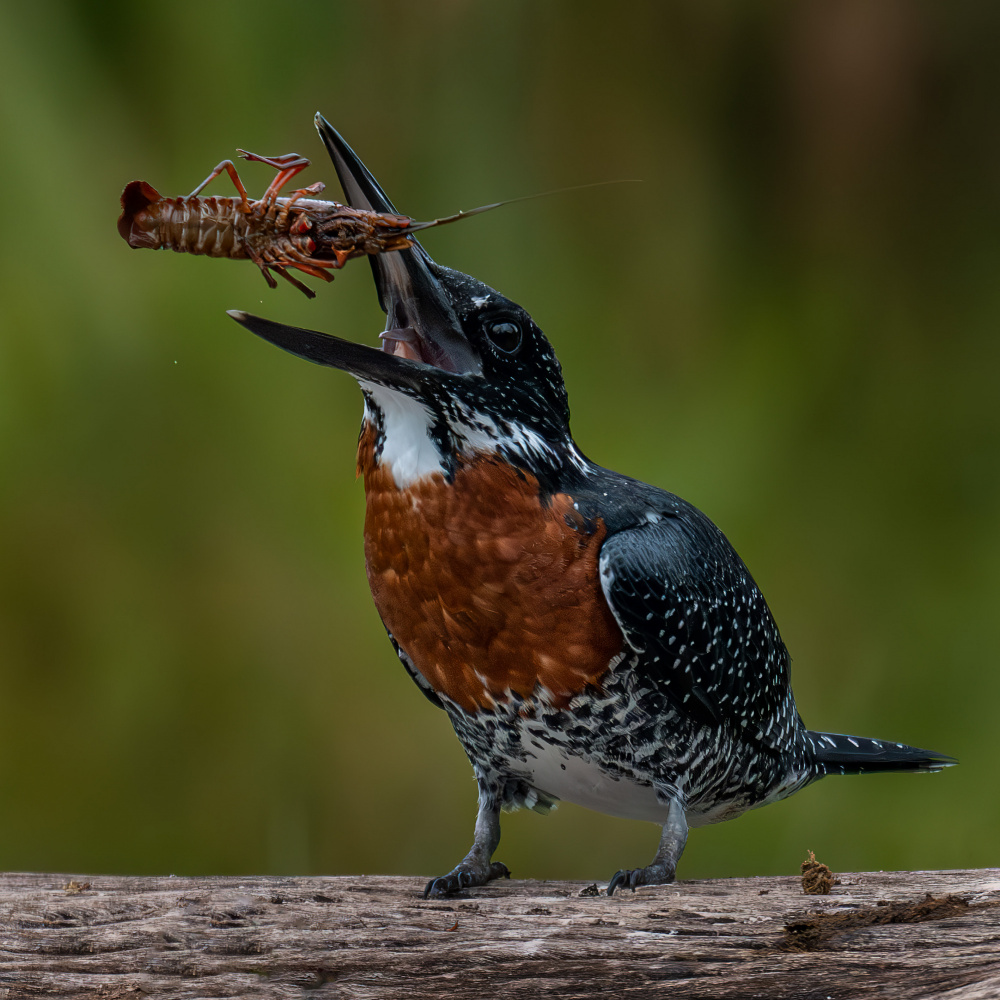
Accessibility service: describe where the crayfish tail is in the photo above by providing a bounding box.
[118,180,164,249]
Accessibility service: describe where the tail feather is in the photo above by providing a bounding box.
[807,730,956,776]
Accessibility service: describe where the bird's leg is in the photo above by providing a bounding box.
[607,798,689,896]
[423,782,510,898]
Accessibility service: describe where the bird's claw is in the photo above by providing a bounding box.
[606,868,641,896]
[606,863,674,896]
[423,861,510,899]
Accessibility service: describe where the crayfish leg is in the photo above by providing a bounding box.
[237,151,312,205]
[256,264,279,290]
[270,266,319,299]
[277,184,327,229]
[238,151,311,171]
[289,263,335,282]
[188,160,252,211]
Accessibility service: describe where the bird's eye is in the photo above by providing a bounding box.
[487,320,523,354]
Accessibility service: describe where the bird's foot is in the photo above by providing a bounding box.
[423,861,511,899]
[606,862,675,896]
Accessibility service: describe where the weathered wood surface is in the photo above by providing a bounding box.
[1,869,999,999]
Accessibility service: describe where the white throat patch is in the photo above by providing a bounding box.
[360,380,589,490]
[361,382,446,489]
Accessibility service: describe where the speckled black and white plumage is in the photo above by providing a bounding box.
[420,453,942,828]
[229,115,955,899]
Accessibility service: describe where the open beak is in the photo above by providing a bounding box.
[229,115,481,383]
[313,113,481,376]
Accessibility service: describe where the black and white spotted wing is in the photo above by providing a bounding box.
[598,511,798,747]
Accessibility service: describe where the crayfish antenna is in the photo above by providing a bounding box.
[401,179,641,235]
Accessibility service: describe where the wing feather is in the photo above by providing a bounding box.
[598,513,794,739]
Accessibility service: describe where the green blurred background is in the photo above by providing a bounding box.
[0,0,997,882]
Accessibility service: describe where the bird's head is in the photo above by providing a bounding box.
[230,114,577,486]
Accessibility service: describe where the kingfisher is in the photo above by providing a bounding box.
[228,114,954,898]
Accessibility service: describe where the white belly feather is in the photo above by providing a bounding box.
[519,737,675,824]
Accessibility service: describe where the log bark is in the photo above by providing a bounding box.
[1,868,999,999]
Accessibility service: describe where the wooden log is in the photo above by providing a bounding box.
[1,868,999,999]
